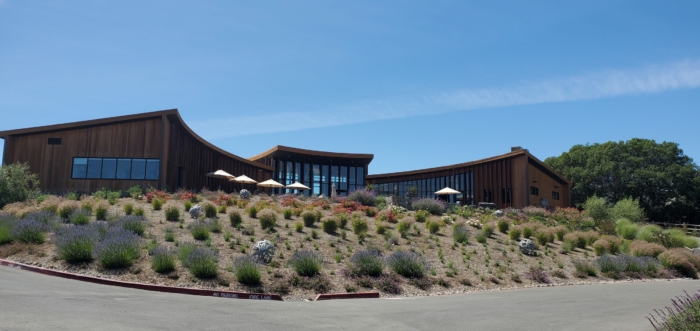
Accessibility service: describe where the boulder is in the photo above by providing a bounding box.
[519,238,537,256]
[239,189,251,200]
[189,205,203,219]
[252,240,275,264]
[494,210,505,218]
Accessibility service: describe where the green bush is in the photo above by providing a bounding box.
[259,211,277,230]
[397,220,412,238]
[609,197,644,223]
[247,206,258,219]
[164,227,175,242]
[664,229,699,249]
[282,208,293,220]
[151,246,177,273]
[229,211,242,227]
[522,225,534,239]
[453,224,469,245]
[427,221,440,234]
[321,218,338,234]
[106,191,121,205]
[69,210,91,225]
[658,249,699,279]
[54,225,99,263]
[476,233,487,244]
[191,222,211,240]
[376,224,387,235]
[165,205,180,222]
[202,203,216,218]
[482,223,495,237]
[615,218,638,240]
[209,218,222,233]
[233,256,261,285]
[119,215,147,236]
[183,247,218,279]
[58,204,78,219]
[535,231,549,247]
[497,219,509,233]
[572,259,597,278]
[95,204,108,220]
[81,202,93,213]
[12,219,48,244]
[217,205,227,214]
[295,222,304,233]
[336,213,349,229]
[352,218,369,235]
[123,203,134,215]
[183,201,193,212]
[553,226,568,241]
[0,219,12,245]
[0,163,40,209]
[152,199,163,211]
[289,250,323,276]
[133,207,145,217]
[301,211,316,227]
[414,210,430,223]
[583,196,609,223]
[128,185,143,199]
[509,227,522,241]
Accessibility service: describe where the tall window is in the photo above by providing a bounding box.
[530,186,539,196]
[552,191,560,200]
[356,167,364,189]
[349,166,356,192]
[313,164,320,196]
[322,165,329,196]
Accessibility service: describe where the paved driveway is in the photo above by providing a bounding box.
[0,266,697,331]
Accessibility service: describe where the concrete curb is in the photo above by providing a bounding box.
[0,259,283,301]
[314,292,380,301]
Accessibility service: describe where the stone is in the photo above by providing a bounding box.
[252,240,275,264]
[189,204,203,219]
[519,238,537,256]
[239,189,251,199]
[478,202,497,210]
[494,210,505,217]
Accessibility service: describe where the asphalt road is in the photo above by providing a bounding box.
[0,266,697,331]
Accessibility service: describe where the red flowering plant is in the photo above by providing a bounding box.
[313,198,331,210]
[145,189,169,203]
[180,191,198,202]
[214,194,233,206]
[281,195,303,208]
[375,209,397,223]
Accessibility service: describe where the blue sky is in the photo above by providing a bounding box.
[1,1,699,174]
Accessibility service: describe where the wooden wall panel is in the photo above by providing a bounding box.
[511,155,529,208]
[527,160,568,208]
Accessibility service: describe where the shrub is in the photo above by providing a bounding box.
[217,205,227,214]
[301,211,316,227]
[123,203,134,215]
[647,290,700,331]
[69,209,91,226]
[497,219,509,233]
[336,213,349,229]
[183,201,193,212]
[282,208,293,220]
[11,219,48,244]
[54,225,100,263]
[203,203,217,218]
[93,203,107,220]
[411,198,446,215]
[133,207,145,217]
[94,228,141,269]
[349,249,384,277]
[81,201,93,213]
[414,210,430,223]
[229,211,242,227]
[233,256,262,285]
[524,267,550,284]
[364,207,377,217]
[258,211,277,230]
[615,218,638,240]
[190,221,211,240]
[596,254,661,278]
[182,247,218,278]
[386,251,429,278]
[352,218,368,235]
[572,259,598,278]
[321,218,338,234]
[289,250,323,276]
[295,222,304,233]
[247,206,258,219]
[637,224,662,242]
[427,221,440,234]
[564,232,588,250]
[522,225,534,239]
[509,227,522,241]
[209,218,222,233]
[593,239,610,256]
[164,227,175,242]
[165,205,180,222]
[150,246,177,273]
[535,231,550,247]
[0,163,40,209]
[475,233,487,244]
[482,223,495,238]
[152,199,163,211]
[583,195,609,223]
[128,185,143,199]
[609,197,644,223]
[659,249,700,279]
[453,224,469,245]
[553,226,568,241]
[0,218,13,245]
[397,220,412,238]
[663,229,699,249]
[375,196,387,210]
[375,210,396,223]
[630,240,666,258]
[376,224,387,235]
[347,189,376,206]
[58,203,78,220]
[118,215,146,236]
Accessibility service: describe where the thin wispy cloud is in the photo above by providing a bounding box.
[190,59,700,139]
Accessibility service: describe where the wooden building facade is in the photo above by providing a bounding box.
[365,148,571,209]
[0,109,273,193]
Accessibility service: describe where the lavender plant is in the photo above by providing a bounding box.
[347,189,376,206]
[386,251,429,278]
[11,218,49,244]
[54,225,100,263]
[453,224,470,245]
[411,198,446,215]
[94,228,141,268]
[233,256,262,285]
[190,221,211,240]
[69,209,91,226]
[596,254,661,278]
[183,247,218,278]
[289,250,323,277]
[118,215,147,236]
[524,266,550,284]
[648,290,700,331]
[349,249,384,277]
[150,246,176,273]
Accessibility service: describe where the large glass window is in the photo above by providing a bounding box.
[102,158,117,179]
[340,166,347,191]
[322,165,329,196]
[86,158,102,179]
[72,158,88,179]
[131,159,146,180]
[116,159,132,179]
[145,159,160,180]
[349,166,356,192]
[303,164,310,197]
[357,168,364,189]
[313,164,320,196]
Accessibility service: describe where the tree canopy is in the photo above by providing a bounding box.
[544,138,699,224]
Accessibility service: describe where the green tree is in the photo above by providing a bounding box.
[545,139,699,224]
[0,163,41,208]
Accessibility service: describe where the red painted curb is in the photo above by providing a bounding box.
[314,292,380,301]
[0,259,283,301]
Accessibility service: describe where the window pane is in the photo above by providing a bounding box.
[322,165,329,196]
[116,159,132,179]
[72,158,88,179]
[340,166,347,190]
[130,159,146,180]
[313,164,320,196]
[146,159,160,180]
[86,158,102,179]
[349,167,356,187]
[331,166,339,186]
[357,168,364,189]
[101,158,116,179]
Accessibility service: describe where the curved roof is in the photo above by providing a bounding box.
[0,108,273,171]
[249,145,373,166]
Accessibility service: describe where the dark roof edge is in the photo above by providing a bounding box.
[523,151,571,185]
[249,145,374,161]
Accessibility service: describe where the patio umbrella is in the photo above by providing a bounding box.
[435,187,460,195]
[231,175,258,184]
[257,179,284,188]
[206,170,235,180]
[285,182,311,190]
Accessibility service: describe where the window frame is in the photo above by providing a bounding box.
[71,157,160,181]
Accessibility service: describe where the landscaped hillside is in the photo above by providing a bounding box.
[0,188,697,300]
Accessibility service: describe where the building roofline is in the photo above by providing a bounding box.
[249,145,374,162]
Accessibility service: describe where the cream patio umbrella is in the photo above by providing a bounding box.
[286,181,311,195]
[435,187,461,204]
[257,178,284,194]
[205,170,235,180]
[232,175,258,184]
